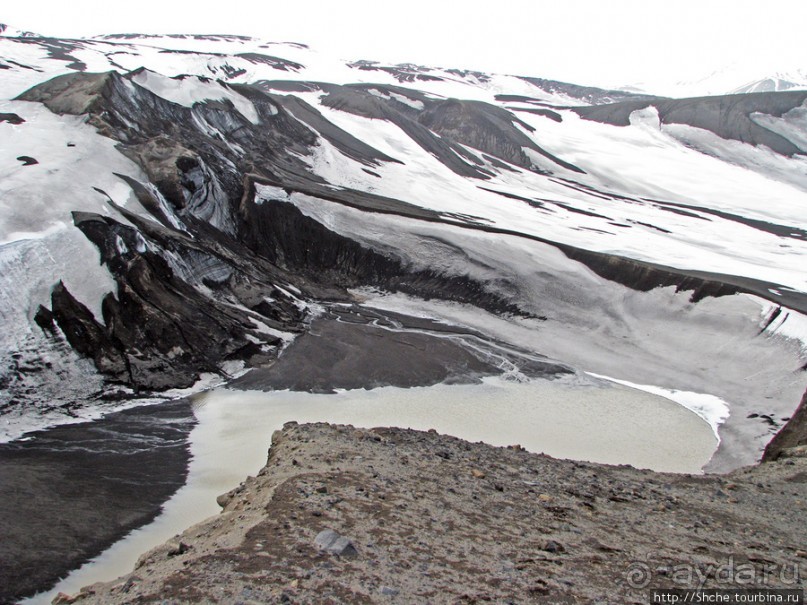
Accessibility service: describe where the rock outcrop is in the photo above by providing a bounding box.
[764,388,807,461]
[4,31,807,605]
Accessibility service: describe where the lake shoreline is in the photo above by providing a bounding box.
[29,372,719,603]
[4,305,739,603]
[71,422,807,604]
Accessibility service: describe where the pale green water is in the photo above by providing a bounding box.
[27,376,717,603]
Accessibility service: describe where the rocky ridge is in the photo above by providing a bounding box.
[61,421,807,605]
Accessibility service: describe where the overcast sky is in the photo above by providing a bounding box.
[3,0,806,91]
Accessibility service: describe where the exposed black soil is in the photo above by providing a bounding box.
[0,304,567,604]
[0,400,195,604]
[0,112,25,124]
[573,90,807,156]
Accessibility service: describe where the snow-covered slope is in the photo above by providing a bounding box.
[0,23,40,38]
[732,71,807,94]
[623,62,807,98]
[1,25,806,469]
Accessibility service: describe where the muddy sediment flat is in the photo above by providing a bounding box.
[230,305,571,393]
[7,304,543,603]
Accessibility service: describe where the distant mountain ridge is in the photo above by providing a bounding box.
[732,71,807,94]
[0,22,40,37]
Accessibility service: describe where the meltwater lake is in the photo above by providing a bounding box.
[29,374,719,602]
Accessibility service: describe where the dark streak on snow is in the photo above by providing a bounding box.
[0,113,25,124]
[644,198,807,240]
[12,37,88,71]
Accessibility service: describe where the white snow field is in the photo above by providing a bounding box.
[0,27,805,471]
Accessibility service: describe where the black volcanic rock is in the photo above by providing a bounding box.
[235,52,303,72]
[118,138,203,210]
[33,305,56,334]
[346,60,445,82]
[50,281,129,382]
[315,83,492,178]
[764,388,807,461]
[70,210,305,390]
[0,112,24,124]
[239,182,525,316]
[5,37,807,605]
[271,93,402,166]
[315,82,583,177]
[418,98,584,173]
[18,70,324,199]
[16,70,110,113]
[9,36,89,71]
[518,76,662,105]
[554,245,743,302]
[506,105,564,122]
[17,67,807,393]
[35,196,312,390]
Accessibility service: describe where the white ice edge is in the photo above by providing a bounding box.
[293,96,807,295]
[586,372,730,441]
[750,295,807,354]
[131,70,260,124]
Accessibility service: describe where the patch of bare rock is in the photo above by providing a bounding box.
[63,422,807,604]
